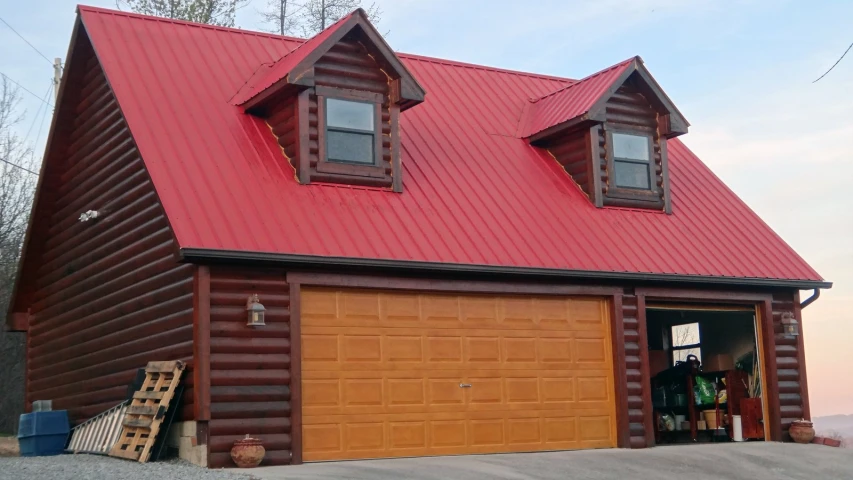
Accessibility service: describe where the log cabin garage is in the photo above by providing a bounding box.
[6,6,829,468]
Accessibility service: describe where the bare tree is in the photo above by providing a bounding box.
[259,0,299,36]
[118,0,248,27]
[260,0,382,38]
[0,77,36,314]
[0,77,35,433]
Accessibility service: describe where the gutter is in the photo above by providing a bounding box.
[800,288,821,309]
[179,248,833,290]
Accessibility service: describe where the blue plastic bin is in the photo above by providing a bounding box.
[17,411,70,456]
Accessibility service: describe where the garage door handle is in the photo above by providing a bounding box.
[459,383,472,388]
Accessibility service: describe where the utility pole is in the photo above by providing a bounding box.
[321,0,326,29]
[53,57,62,102]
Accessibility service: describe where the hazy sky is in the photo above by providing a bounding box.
[2,1,851,416]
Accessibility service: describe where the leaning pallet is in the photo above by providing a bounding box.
[109,360,185,463]
[66,401,129,454]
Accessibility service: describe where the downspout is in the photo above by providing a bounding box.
[800,288,820,309]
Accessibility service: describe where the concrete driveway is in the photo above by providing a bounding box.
[250,443,853,480]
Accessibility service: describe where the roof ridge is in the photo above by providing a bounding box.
[529,56,636,103]
[77,5,576,84]
[397,52,576,82]
[78,5,307,41]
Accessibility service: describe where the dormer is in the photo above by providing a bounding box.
[519,57,688,212]
[233,9,425,192]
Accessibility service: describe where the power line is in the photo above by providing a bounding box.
[0,15,55,67]
[24,82,52,142]
[813,40,853,83]
[0,158,39,176]
[0,72,54,108]
[29,84,53,166]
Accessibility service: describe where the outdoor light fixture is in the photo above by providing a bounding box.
[246,294,266,327]
[780,312,799,337]
[78,210,100,222]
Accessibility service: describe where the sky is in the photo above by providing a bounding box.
[1,1,851,416]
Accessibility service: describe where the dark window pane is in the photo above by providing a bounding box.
[327,130,374,164]
[614,160,650,189]
[613,133,649,161]
[326,98,374,131]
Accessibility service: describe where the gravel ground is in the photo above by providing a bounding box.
[0,455,257,480]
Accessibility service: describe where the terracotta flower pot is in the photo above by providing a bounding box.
[789,419,815,444]
[231,435,265,468]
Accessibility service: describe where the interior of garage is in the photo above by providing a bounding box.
[645,307,766,444]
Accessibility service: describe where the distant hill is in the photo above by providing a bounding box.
[813,414,853,446]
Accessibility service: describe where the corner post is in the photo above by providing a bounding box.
[636,294,655,447]
[289,281,303,464]
[760,299,782,441]
[793,291,810,421]
[193,266,211,422]
[609,294,630,448]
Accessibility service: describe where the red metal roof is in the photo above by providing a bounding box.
[518,57,634,138]
[77,6,824,285]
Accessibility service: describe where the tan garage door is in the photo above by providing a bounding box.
[300,288,616,461]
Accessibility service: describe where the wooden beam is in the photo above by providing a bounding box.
[193,265,211,421]
[760,298,782,441]
[285,272,622,296]
[659,138,672,214]
[609,294,630,448]
[635,287,773,304]
[635,294,655,447]
[296,90,311,184]
[793,291,811,420]
[390,105,402,193]
[288,281,303,465]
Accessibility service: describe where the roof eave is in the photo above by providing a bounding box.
[179,248,832,290]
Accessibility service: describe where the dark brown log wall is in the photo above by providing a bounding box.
[543,128,594,200]
[17,31,194,424]
[599,79,667,210]
[207,266,292,468]
[266,93,300,175]
[773,290,808,437]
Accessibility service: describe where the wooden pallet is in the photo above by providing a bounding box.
[109,361,185,462]
[66,401,129,454]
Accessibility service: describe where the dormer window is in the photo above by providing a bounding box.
[612,132,653,190]
[520,56,689,214]
[325,98,378,165]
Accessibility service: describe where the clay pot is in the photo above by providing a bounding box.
[231,435,265,468]
[789,419,815,444]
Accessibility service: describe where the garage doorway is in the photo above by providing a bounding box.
[645,305,768,444]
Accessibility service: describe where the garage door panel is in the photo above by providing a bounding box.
[575,337,610,364]
[426,335,464,364]
[578,416,613,442]
[460,296,499,326]
[577,376,612,403]
[301,288,616,461]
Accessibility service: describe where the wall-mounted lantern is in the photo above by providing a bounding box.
[246,294,266,327]
[780,312,799,337]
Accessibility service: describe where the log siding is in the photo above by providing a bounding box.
[207,266,293,468]
[17,31,194,424]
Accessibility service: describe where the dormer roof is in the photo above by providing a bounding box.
[232,8,425,111]
[518,56,689,141]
